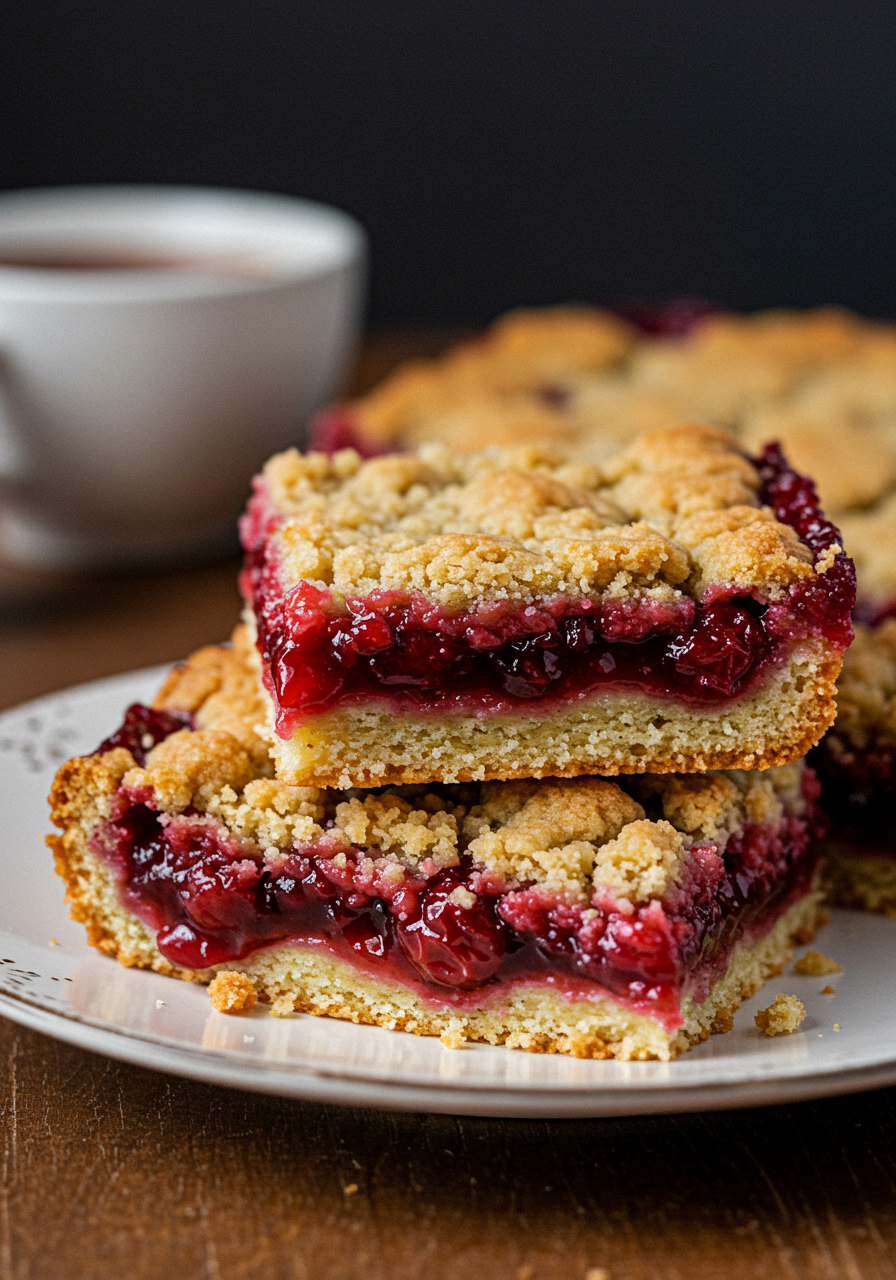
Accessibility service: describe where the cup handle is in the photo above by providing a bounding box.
[0,353,29,487]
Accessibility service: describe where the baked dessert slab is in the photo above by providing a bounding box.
[240,424,854,787]
[310,305,893,468]
[49,636,828,1062]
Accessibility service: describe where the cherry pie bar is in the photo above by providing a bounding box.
[49,633,827,1061]
[239,424,854,788]
[313,306,896,495]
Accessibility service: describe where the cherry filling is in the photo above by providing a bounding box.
[98,704,193,767]
[96,763,824,1025]
[811,739,896,847]
[240,445,854,729]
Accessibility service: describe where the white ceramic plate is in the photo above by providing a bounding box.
[1,667,895,1117]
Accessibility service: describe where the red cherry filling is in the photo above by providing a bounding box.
[394,870,507,989]
[97,704,193,766]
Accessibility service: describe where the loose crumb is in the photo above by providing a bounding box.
[755,993,806,1036]
[833,1023,842,1030]
[822,984,835,995]
[440,1017,466,1049]
[49,938,59,946]
[794,949,843,977]
[344,1183,359,1196]
[271,994,295,1017]
[208,970,258,1014]
[155,999,166,1008]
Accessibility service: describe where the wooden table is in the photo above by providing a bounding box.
[2,337,896,1280]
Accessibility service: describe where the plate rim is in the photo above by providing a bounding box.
[5,989,896,1118]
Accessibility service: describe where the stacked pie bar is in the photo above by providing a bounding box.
[50,424,855,1059]
[313,304,896,913]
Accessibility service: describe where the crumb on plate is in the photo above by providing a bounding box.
[755,993,806,1036]
[208,970,257,1014]
[794,948,843,976]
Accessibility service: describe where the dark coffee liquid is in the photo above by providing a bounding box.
[0,248,273,275]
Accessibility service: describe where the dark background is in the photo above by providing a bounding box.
[1,0,894,324]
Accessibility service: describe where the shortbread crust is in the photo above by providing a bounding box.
[48,636,826,1061]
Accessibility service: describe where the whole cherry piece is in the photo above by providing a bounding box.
[395,869,507,989]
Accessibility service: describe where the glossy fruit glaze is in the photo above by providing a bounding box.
[97,729,824,1026]
[98,704,192,766]
[240,445,854,728]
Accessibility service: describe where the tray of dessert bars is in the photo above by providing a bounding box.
[2,666,895,1119]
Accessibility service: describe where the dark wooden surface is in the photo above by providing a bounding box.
[2,335,896,1280]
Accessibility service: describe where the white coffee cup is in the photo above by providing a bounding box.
[0,185,366,569]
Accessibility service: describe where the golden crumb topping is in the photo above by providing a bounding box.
[350,306,635,442]
[754,993,806,1036]
[334,306,896,603]
[827,619,896,753]
[330,793,462,869]
[463,778,644,897]
[260,425,820,611]
[631,762,803,846]
[154,625,270,770]
[591,820,688,904]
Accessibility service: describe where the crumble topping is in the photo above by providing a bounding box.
[329,793,462,869]
[259,425,819,612]
[333,307,896,577]
[632,762,803,845]
[463,778,644,897]
[754,992,806,1036]
[208,970,258,1014]
[794,949,843,977]
[825,620,896,753]
[153,626,271,770]
[591,820,687,905]
[350,305,635,440]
